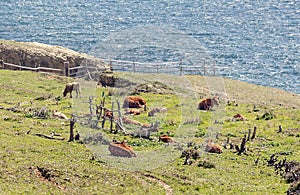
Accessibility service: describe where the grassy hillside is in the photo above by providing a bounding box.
[0,70,299,195]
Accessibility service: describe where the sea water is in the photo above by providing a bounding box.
[0,0,299,94]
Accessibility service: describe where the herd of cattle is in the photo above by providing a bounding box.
[62,81,222,158]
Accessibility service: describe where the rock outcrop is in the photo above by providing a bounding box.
[0,40,108,72]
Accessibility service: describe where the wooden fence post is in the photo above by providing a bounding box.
[110,102,114,133]
[133,62,136,73]
[101,115,106,128]
[68,62,70,76]
[20,51,25,71]
[179,59,183,76]
[89,96,93,116]
[251,126,257,140]
[0,60,4,69]
[237,134,247,155]
[68,116,76,142]
[278,125,282,133]
[64,61,70,77]
[247,129,251,141]
[117,100,123,128]
[63,62,66,76]
[109,59,113,71]
[35,63,40,72]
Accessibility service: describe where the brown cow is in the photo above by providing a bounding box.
[108,140,137,158]
[159,134,175,143]
[122,116,142,126]
[63,82,80,98]
[124,108,141,116]
[123,96,146,110]
[233,113,247,121]
[104,109,113,119]
[198,97,219,110]
[205,140,223,154]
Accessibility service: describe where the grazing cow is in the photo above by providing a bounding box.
[108,140,137,158]
[63,82,81,98]
[198,97,219,110]
[123,96,146,110]
[205,140,223,154]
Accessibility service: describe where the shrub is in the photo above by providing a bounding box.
[198,159,216,169]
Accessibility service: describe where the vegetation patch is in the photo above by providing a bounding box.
[267,153,300,195]
[0,70,299,194]
[198,159,216,169]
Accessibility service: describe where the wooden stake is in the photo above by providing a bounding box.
[68,116,76,142]
[110,102,114,133]
[247,129,251,141]
[251,126,257,140]
[278,125,282,133]
[238,134,247,155]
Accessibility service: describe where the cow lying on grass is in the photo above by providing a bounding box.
[233,113,248,121]
[124,108,141,116]
[108,140,137,158]
[122,116,142,126]
[123,96,147,110]
[198,97,219,110]
[159,134,175,143]
[148,107,167,117]
[205,140,223,154]
[52,110,69,120]
[63,82,81,98]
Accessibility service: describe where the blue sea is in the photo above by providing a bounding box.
[1,0,299,94]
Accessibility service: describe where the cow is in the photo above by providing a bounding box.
[63,82,81,98]
[104,109,113,119]
[124,108,141,116]
[123,96,147,110]
[233,113,248,121]
[158,134,175,143]
[205,140,223,154]
[148,107,167,117]
[108,140,137,158]
[198,96,219,110]
[52,110,69,120]
[122,116,142,126]
[98,72,116,87]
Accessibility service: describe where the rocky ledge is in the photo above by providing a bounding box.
[0,40,108,70]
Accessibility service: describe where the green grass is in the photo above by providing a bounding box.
[0,70,299,194]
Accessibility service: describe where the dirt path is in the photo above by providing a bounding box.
[137,172,173,195]
[29,166,67,193]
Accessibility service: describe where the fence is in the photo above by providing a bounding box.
[0,57,228,77]
[102,58,222,76]
[0,59,108,78]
